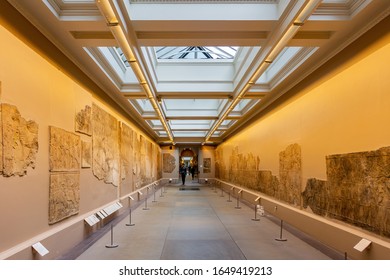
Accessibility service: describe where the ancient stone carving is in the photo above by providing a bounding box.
[92,104,120,187]
[163,153,176,173]
[49,126,81,172]
[257,170,279,197]
[157,147,162,179]
[203,158,211,173]
[120,122,133,180]
[1,103,39,176]
[0,104,2,175]
[81,140,92,168]
[48,172,80,224]
[75,105,92,136]
[278,143,302,206]
[215,144,301,205]
[302,147,390,237]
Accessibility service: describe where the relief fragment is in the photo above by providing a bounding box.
[120,122,133,180]
[203,158,211,174]
[163,153,176,173]
[49,126,81,172]
[81,140,92,168]
[92,104,120,187]
[48,172,80,224]
[1,103,39,176]
[75,105,92,136]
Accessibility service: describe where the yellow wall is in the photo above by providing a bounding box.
[218,24,390,185]
[0,24,159,259]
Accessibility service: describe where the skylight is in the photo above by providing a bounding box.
[155,47,238,60]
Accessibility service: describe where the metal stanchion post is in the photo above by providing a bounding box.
[235,189,242,209]
[105,223,119,248]
[275,220,287,241]
[152,185,157,202]
[252,204,260,221]
[143,187,150,210]
[220,186,224,197]
[126,208,135,226]
[160,185,164,197]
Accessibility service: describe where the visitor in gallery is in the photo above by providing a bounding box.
[190,165,196,180]
[179,164,187,185]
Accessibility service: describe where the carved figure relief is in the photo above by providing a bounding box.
[215,144,300,204]
[163,153,176,173]
[156,147,162,179]
[1,103,39,176]
[92,104,120,187]
[49,126,81,224]
[203,158,211,173]
[303,146,390,237]
[0,104,2,175]
[278,143,302,205]
[81,140,92,168]
[49,126,81,171]
[48,172,80,224]
[120,122,133,180]
[75,105,92,136]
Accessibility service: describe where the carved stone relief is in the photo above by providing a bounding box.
[92,104,120,187]
[75,105,92,136]
[215,144,301,204]
[302,147,390,237]
[1,103,39,176]
[278,143,302,205]
[120,122,133,180]
[140,135,147,184]
[0,104,2,175]
[49,126,81,171]
[48,172,80,224]
[81,140,92,168]
[203,158,211,173]
[133,131,141,187]
[163,153,176,173]
[156,147,162,179]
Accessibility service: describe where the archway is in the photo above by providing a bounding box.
[179,148,198,178]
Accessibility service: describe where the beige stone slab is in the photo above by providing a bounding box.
[49,126,81,172]
[49,172,80,224]
[1,103,39,176]
[92,103,120,187]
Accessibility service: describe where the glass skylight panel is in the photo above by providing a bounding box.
[115,47,130,67]
[155,47,238,60]
[173,131,207,137]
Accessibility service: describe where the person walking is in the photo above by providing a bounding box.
[179,164,187,185]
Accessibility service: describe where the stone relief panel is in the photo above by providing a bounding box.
[278,143,302,206]
[215,148,226,180]
[48,172,80,224]
[133,132,141,187]
[302,147,390,237]
[92,103,120,187]
[156,147,162,179]
[163,153,176,173]
[49,126,81,172]
[1,103,39,176]
[120,122,133,180]
[215,144,301,204]
[139,135,147,184]
[226,147,260,189]
[203,158,211,173]
[75,105,92,136]
[0,104,2,175]
[81,140,92,168]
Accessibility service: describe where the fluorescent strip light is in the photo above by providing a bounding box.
[96,0,174,143]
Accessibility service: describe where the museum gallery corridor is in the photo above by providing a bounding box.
[71,179,337,260]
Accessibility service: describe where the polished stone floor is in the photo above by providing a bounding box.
[75,178,337,260]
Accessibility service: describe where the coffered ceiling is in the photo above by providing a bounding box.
[6,0,390,146]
